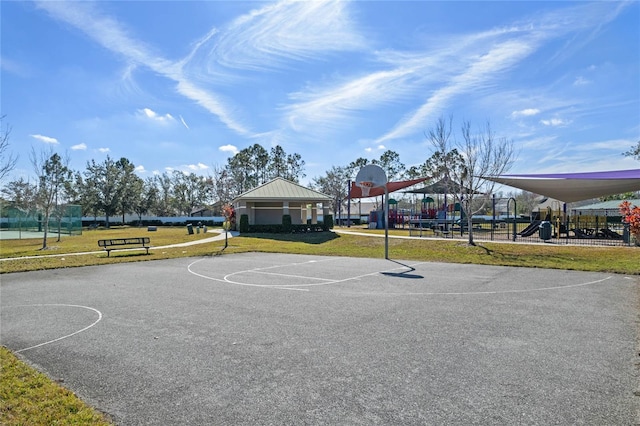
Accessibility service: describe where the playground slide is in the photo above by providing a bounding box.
[518,220,541,237]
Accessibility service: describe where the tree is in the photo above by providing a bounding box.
[513,190,539,217]
[154,172,174,216]
[226,148,253,196]
[170,171,212,216]
[426,116,515,246]
[346,157,370,178]
[132,177,158,225]
[115,158,142,224]
[30,149,72,249]
[372,150,406,181]
[211,164,234,206]
[75,171,101,223]
[1,177,39,239]
[285,152,305,182]
[1,178,38,212]
[311,166,350,215]
[623,141,640,161]
[219,144,307,200]
[0,115,18,182]
[268,145,288,179]
[83,156,121,228]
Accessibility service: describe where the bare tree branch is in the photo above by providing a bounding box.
[0,115,18,181]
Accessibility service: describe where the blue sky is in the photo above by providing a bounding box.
[2,0,639,186]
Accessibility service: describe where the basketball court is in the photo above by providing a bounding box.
[1,252,638,424]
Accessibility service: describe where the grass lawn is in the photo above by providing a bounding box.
[1,225,638,425]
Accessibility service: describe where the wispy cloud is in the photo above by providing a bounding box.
[285,68,416,132]
[30,134,58,144]
[71,143,87,150]
[371,2,630,144]
[376,39,536,143]
[179,115,189,130]
[540,118,570,127]
[212,0,365,71]
[98,147,110,153]
[511,108,541,118]
[35,1,251,136]
[32,0,634,169]
[573,76,591,86]
[135,165,146,173]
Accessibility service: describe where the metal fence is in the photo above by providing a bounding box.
[373,198,635,247]
[0,205,83,237]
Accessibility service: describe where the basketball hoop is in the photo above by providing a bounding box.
[354,164,390,259]
[358,181,374,197]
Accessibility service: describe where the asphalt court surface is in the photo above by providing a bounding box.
[1,252,639,425]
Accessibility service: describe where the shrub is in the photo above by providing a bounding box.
[222,204,236,231]
[323,214,334,230]
[619,201,640,245]
[282,214,292,233]
[239,214,249,233]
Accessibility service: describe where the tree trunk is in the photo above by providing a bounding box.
[41,213,49,250]
[467,211,475,246]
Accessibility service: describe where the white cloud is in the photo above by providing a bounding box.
[71,143,87,150]
[135,165,146,173]
[138,108,175,123]
[30,134,59,144]
[98,147,110,153]
[219,144,239,155]
[511,108,540,118]
[540,118,570,127]
[186,163,209,171]
[365,144,386,153]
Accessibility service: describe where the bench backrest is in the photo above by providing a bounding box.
[98,237,150,247]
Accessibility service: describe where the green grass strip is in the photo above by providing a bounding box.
[0,346,112,425]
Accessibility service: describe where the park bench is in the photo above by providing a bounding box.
[98,237,151,257]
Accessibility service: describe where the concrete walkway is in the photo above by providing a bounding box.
[0,230,238,261]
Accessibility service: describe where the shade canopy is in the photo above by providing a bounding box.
[404,178,482,196]
[483,169,640,203]
[348,177,428,199]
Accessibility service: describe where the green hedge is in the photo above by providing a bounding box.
[246,223,329,233]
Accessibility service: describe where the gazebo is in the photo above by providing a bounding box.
[232,178,332,226]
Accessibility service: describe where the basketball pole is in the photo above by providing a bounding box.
[384,184,389,259]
